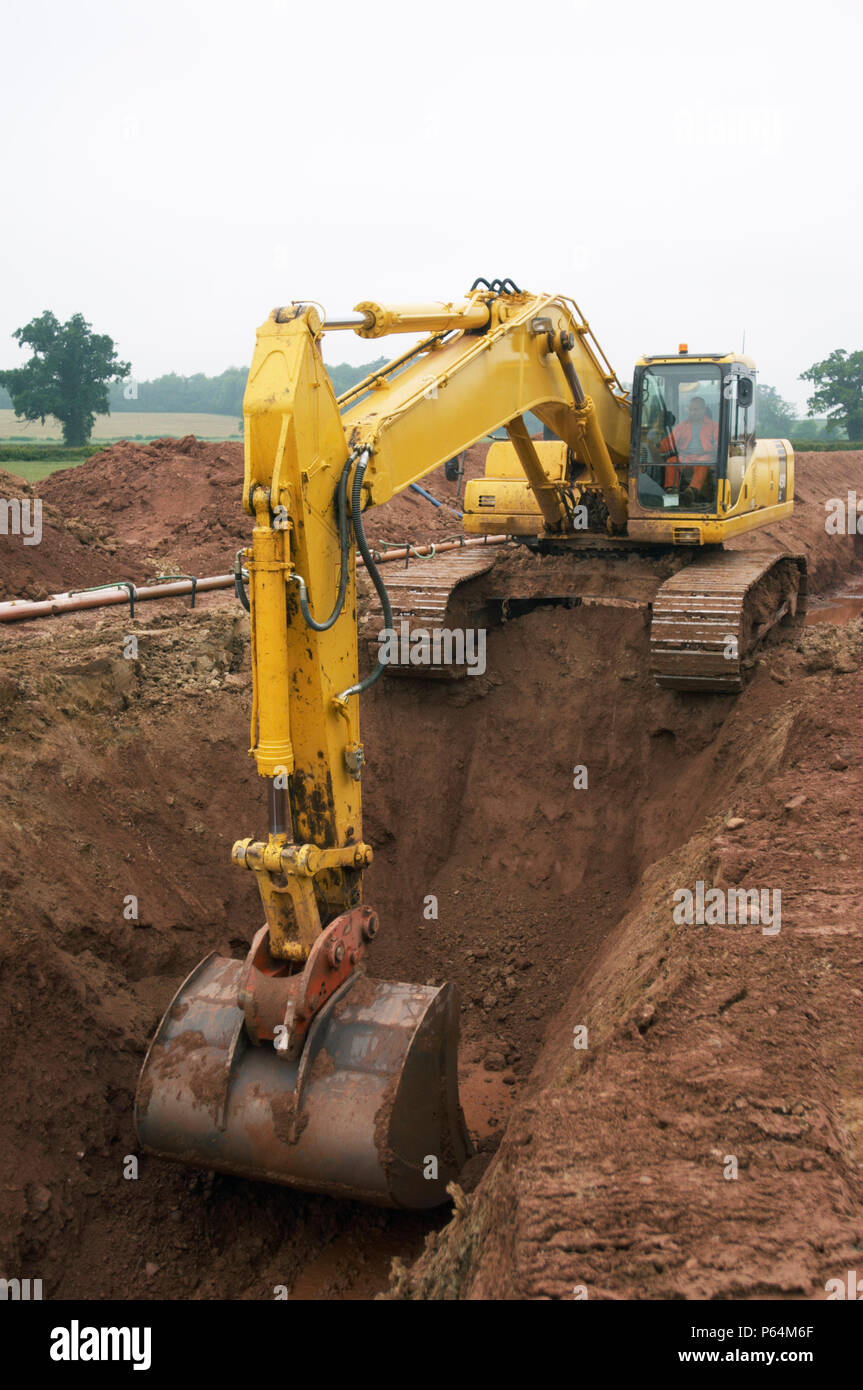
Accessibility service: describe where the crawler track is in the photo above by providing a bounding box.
[368,544,809,689]
[650,550,808,691]
[365,545,499,677]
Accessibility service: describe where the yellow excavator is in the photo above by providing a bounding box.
[135,282,805,1206]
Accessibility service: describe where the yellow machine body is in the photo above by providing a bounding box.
[464,348,794,546]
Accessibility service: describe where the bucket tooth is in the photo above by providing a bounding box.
[135,957,472,1209]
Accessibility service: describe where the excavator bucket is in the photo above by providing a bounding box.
[135,949,472,1208]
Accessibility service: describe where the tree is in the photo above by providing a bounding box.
[756,384,797,438]
[0,311,130,445]
[800,349,863,441]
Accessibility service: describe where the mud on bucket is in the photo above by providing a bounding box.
[135,952,473,1208]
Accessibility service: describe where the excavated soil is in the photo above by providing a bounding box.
[0,441,862,1300]
[0,437,482,602]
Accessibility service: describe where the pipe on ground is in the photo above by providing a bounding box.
[0,535,509,625]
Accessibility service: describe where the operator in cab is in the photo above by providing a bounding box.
[661,394,718,505]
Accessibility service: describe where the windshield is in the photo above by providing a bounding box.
[636,363,722,510]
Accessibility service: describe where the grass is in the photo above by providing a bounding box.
[0,409,242,442]
[6,457,86,484]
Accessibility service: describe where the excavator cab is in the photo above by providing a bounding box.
[631,353,756,515]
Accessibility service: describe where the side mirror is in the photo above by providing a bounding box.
[737,377,754,408]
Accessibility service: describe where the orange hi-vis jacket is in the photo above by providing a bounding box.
[661,417,719,490]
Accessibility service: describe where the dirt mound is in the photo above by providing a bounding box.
[729,450,863,588]
[0,468,122,602]
[23,438,486,601]
[9,440,859,610]
[39,436,248,584]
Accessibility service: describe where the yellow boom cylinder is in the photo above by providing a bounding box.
[574,395,630,530]
[352,298,490,339]
[248,502,294,779]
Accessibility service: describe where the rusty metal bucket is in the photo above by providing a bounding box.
[135,952,472,1208]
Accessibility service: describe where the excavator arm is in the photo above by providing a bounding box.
[341,288,631,524]
[235,289,633,965]
[134,286,639,1206]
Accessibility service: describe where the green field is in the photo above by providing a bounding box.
[3,457,87,484]
[0,409,242,443]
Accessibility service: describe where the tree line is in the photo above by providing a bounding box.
[1,310,862,447]
[101,358,390,416]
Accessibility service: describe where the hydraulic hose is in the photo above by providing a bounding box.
[234,549,250,611]
[287,455,353,631]
[337,449,392,701]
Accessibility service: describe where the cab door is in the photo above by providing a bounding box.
[725,372,758,508]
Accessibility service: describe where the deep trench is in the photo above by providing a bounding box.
[0,590,831,1299]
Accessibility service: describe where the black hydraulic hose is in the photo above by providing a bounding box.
[289,455,353,631]
[469,275,522,294]
[233,550,250,611]
[338,450,392,701]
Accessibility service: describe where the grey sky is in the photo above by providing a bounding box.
[2,0,860,412]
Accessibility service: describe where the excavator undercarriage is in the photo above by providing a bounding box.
[363,540,807,689]
[649,550,807,691]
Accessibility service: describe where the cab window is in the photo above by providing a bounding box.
[635,363,722,511]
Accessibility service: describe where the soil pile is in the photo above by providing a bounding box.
[38,437,248,585]
[8,438,858,608]
[5,437,487,601]
[0,468,121,602]
[729,450,863,590]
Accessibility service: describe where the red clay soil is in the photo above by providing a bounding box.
[393,626,863,1299]
[0,449,861,1301]
[727,449,863,592]
[0,468,122,602]
[38,436,247,582]
[0,437,486,603]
